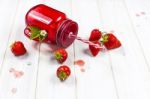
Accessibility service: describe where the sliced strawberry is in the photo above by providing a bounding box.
[89,29,102,41]
[89,41,101,56]
[102,33,121,50]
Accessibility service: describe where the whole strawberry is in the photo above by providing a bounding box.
[57,65,71,81]
[11,41,27,56]
[89,29,102,41]
[89,41,101,56]
[54,48,68,63]
[102,33,121,50]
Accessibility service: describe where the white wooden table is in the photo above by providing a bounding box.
[0,0,150,99]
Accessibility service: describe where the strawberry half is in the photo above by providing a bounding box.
[89,29,102,41]
[102,33,121,50]
[54,48,68,63]
[89,41,101,56]
[11,41,27,56]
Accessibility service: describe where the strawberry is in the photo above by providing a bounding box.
[54,48,68,63]
[89,29,102,41]
[11,41,27,56]
[89,41,101,56]
[102,33,121,50]
[57,65,71,81]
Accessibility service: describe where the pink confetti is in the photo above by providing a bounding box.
[14,71,24,78]
[74,59,85,67]
[141,11,146,15]
[136,13,140,17]
[11,88,17,94]
[9,68,24,78]
[9,68,15,73]
[136,12,146,17]
[80,68,85,72]
[109,30,115,33]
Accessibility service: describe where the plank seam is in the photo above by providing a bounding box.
[34,44,41,99]
[71,0,78,99]
[122,0,150,72]
[0,1,20,78]
[96,0,120,99]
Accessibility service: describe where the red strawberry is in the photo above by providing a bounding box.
[11,41,27,56]
[54,48,68,63]
[89,29,102,41]
[57,65,71,81]
[102,33,121,50]
[89,41,101,56]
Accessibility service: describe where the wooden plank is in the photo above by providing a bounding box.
[0,0,19,97]
[72,0,118,99]
[35,0,76,99]
[0,0,42,99]
[124,0,150,70]
[0,0,18,75]
[0,0,150,99]
[98,0,150,99]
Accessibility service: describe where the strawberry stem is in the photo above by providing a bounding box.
[58,71,67,81]
[55,52,62,60]
[100,33,109,44]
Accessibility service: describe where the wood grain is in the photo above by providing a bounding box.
[0,0,150,99]
[0,0,42,99]
[35,0,76,99]
[72,0,118,99]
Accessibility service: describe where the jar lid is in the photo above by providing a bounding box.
[56,19,78,48]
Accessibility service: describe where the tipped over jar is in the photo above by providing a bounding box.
[24,4,78,48]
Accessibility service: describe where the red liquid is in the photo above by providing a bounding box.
[25,4,78,48]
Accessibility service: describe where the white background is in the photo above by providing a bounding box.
[0,0,150,99]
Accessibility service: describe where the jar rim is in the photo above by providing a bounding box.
[56,19,78,48]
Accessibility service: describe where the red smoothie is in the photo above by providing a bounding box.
[25,4,78,48]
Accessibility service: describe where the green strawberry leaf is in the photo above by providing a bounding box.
[55,52,62,60]
[39,35,46,42]
[58,71,67,81]
[28,26,48,42]
[101,34,109,43]
[29,26,40,33]
[28,26,41,40]
[31,33,40,40]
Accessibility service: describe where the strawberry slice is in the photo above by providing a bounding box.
[89,29,102,41]
[102,33,121,50]
[89,41,101,56]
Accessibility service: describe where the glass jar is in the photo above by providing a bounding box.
[25,4,78,48]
